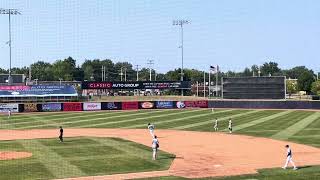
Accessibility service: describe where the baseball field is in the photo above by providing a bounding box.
[1,108,320,180]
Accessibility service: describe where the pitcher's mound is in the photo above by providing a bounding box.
[0,151,32,160]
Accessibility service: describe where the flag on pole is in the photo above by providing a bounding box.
[210,65,219,73]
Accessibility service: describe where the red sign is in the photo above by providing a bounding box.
[63,102,83,111]
[122,102,139,110]
[88,82,113,89]
[0,86,30,90]
[184,101,208,108]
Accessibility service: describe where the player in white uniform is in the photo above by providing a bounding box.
[214,118,218,131]
[152,135,159,160]
[147,123,155,137]
[282,145,298,170]
[228,118,232,133]
[8,109,11,119]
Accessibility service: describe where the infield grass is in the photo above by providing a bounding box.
[0,137,174,180]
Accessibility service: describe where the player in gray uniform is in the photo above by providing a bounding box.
[228,118,232,133]
[282,145,298,170]
[147,123,155,137]
[214,118,218,131]
[152,135,159,160]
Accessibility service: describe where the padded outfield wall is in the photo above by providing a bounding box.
[208,100,320,109]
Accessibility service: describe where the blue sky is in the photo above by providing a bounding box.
[0,0,319,73]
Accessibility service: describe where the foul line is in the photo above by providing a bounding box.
[271,112,320,140]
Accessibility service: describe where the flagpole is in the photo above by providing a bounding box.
[203,71,206,98]
[208,69,211,99]
[216,65,218,98]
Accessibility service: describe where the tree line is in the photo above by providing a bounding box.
[0,57,319,95]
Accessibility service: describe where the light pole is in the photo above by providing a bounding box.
[59,78,63,85]
[147,59,154,81]
[173,19,190,96]
[0,8,21,85]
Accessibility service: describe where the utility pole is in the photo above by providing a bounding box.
[0,9,21,85]
[135,65,140,81]
[173,19,190,96]
[120,67,123,81]
[124,68,127,81]
[101,65,106,81]
[147,59,154,81]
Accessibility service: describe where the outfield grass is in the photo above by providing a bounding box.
[0,137,174,180]
[1,109,320,179]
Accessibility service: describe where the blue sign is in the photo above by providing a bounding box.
[0,85,78,97]
[42,103,62,111]
[155,101,174,109]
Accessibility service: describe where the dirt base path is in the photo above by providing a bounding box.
[1,129,320,179]
[0,151,32,160]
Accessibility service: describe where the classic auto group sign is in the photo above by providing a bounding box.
[81,81,191,90]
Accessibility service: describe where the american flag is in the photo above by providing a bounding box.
[210,65,219,73]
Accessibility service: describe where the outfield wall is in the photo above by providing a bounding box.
[208,100,320,109]
[1,100,208,112]
[2,100,320,112]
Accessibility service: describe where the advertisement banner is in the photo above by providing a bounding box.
[0,103,19,112]
[175,101,186,109]
[101,102,122,110]
[24,103,40,112]
[42,103,62,112]
[155,101,174,109]
[184,101,208,108]
[81,81,191,90]
[0,85,78,97]
[63,102,83,111]
[122,102,139,110]
[139,101,155,109]
[83,102,101,111]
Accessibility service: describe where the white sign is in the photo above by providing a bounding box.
[0,103,19,112]
[83,102,101,111]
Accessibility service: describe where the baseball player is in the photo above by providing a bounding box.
[147,123,155,137]
[7,109,11,119]
[282,145,298,170]
[152,135,159,160]
[59,126,64,142]
[214,118,218,131]
[228,118,232,133]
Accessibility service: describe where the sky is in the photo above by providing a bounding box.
[0,0,319,73]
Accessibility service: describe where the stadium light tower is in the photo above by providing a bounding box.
[0,8,21,85]
[173,19,190,96]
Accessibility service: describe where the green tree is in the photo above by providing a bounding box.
[297,71,315,92]
[284,66,311,79]
[242,67,252,77]
[286,80,298,97]
[311,80,320,95]
[260,61,281,76]
[31,61,53,81]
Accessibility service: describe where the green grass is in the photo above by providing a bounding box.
[1,109,320,179]
[0,137,174,180]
